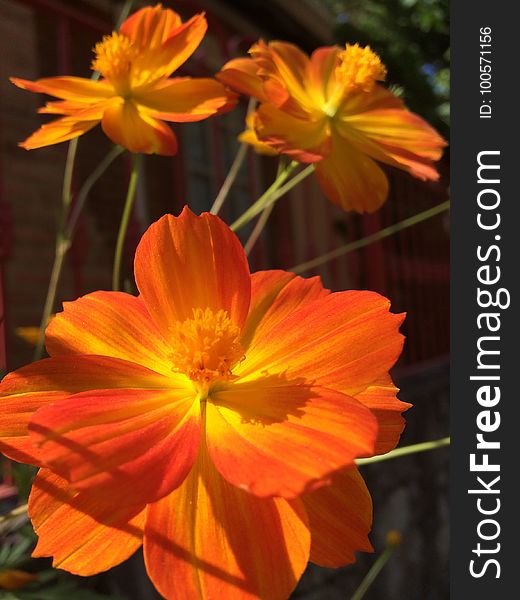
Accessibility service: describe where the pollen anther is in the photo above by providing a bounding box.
[169,308,244,387]
[91,32,138,90]
[337,43,387,94]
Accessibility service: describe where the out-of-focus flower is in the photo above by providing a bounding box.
[0,208,408,599]
[0,568,37,590]
[218,41,447,212]
[11,4,236,155]
[16,317,55,346]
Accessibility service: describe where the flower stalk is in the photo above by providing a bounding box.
[291,200,450,275]
[230,162,314,231]
[356,436,450,466]
[34,145,125,360]
[350,532,401,600]
[112,153,141,291]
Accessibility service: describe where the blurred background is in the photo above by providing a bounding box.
[0,0,449,598]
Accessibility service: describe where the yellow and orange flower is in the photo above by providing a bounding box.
[11,4,236,155]
[218,41,447,212]
[0,208,408,599]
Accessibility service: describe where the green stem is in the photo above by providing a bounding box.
[263,163,315,206]
[243,157,288,254]
[230,162,300,232]
[34,146,125,360]
[112,154,141,291]
[115,0,135,29]
[350,544,397,600]
[210,143,248,215]
[291,200,450,275]
[33,241,67,361]
[62,139,79,212]
[210,98,257,216]
[356,437,450,466]
[66,146,124,237]
[244,202,275,256]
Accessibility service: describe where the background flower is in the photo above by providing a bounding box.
[11,4,236,155]
[218,41,446,212]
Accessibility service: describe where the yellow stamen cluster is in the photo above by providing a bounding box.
[169,308,244,389]
[337,43,387,94]
[91,32,138,89]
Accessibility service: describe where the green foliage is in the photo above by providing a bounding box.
[322,0,449,135]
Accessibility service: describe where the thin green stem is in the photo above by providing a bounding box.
[34,146,125,360]
[264,163,315,206]
[350,544,397,600]
[230,161,301,232]
[66,146,124,237]
[210,98,257,215]
[244,202,274,255]
[115,0,135,29]
[243,157,288,254]
[291,200,450,275]
[356,436,450,466]
[112,154,141,291]
[211,143,248,215]
[61,139,79,212]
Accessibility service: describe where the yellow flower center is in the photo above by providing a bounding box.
[169,308,244,391]
[336,43,387,94]
[91,32,138,93]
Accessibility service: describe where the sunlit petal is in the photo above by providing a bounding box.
[101,100,178,154]
[46,291,174,377]
[206,380,377,498]
[30,469,145,575]
[29,386,200,505]
[144,446,309,600]
[303,467,373,566]
[134,208,251,331]
[0,355,169,464]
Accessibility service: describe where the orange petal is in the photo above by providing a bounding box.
[303,467,373,567]
[101,100,177,154]
[206,380,377,498]
[251,41,313,115]
[10,76,114,101]
[46,291,173,377]
[340,83,404,114]
[315,133,389,212]
[0,355,169,464]
[127,12,208,85]
[355,375,411,455]
[120,4,182,48]
[342,108,446,159]
[134,208,251,331]
[29,386,200,505]
[255,103,330,162]
[339,108,446,180]
[217,57,267,102]
[306,46,342,108]
[238,290,404,398]
[144,446,310,600]
[134,77,235,122]
[38,98,111,119]
[241,270,329,350]
[18,116,99,150]
[30,469,145,575]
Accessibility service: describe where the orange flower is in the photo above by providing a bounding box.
[11,4,235,155]
[0,569,38,590]
[0,208,408,599]
[218,41,447,212]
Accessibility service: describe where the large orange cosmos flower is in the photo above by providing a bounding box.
[11,4,235,155]
[218,41,447,212]
[0,208,408,599]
